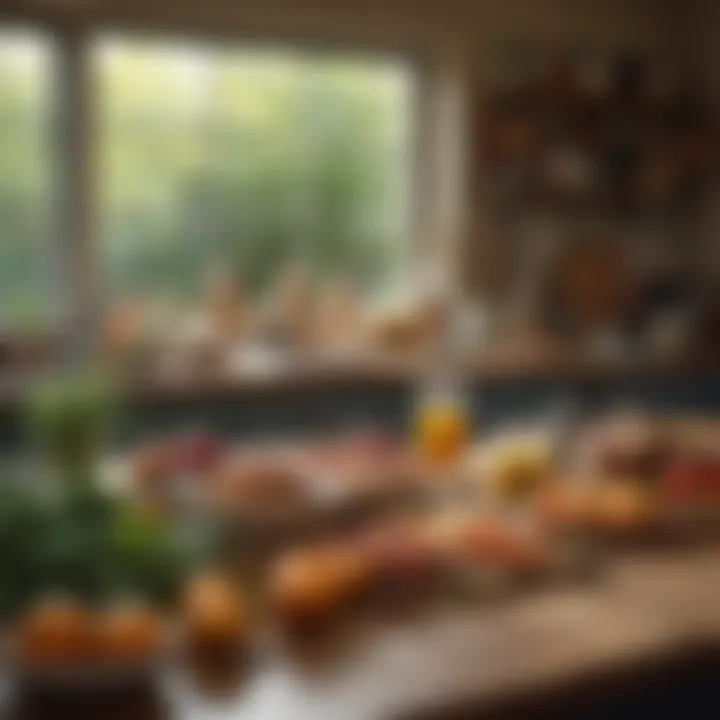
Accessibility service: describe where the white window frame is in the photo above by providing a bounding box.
[0,7,461,368]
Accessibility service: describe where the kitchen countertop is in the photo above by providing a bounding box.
[5,546,720,720]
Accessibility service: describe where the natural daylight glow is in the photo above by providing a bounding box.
[95,36,415,308]
[0,30,55,331]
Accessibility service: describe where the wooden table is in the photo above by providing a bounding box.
[5,548,720,720]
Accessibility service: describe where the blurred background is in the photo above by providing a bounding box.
[0,0,719,445]
[0,1,720,718]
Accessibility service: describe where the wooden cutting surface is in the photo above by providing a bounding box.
[5,547,720,720]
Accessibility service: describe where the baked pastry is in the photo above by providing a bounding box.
[266,264,318,348]
[205,265,249,345]
[537,481,659,532]
[94,603,162,663]
[317,279,364,349]
[210,452,311,519]
[183,574,247,647]
[268,546,369,622]
[578,415,666,480]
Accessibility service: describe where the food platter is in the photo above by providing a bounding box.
[9,373,720,703]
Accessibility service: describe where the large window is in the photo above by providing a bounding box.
[96,36,414,307]
[0,30,55,331]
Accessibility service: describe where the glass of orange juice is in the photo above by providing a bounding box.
[413,383,469,472]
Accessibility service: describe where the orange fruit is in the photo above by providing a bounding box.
[19,597,92,665]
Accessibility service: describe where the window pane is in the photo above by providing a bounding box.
[96,36,414,307]
[0,29,55,331]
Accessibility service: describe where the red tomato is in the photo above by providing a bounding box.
[664,460,705,503]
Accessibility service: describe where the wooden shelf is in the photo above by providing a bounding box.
[129,353,720,399]
[0,352,717,412]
